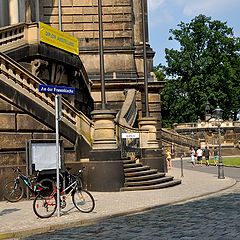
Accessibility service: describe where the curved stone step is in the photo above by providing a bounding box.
[124,169,159,177]
[125,172,166,182]
[120,179,182,191]
[124,166,151,173]
[124,176,174,187]
[124,163,143,169]
[123,159,136,164]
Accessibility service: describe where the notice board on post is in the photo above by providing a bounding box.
[26,139,64,175]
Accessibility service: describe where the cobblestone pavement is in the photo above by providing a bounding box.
[24,182,240,240]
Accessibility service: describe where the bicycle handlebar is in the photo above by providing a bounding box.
[12,167,21,172]
[77,167,85,176]
[65,167,85,176]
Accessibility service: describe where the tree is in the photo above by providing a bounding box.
[158,14,240,127]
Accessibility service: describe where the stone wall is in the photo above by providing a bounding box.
[0,96,77,200]
[40,0,154,81]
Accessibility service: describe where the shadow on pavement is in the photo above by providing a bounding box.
[0,208,20,216]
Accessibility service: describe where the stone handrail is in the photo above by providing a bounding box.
[115,89,139,130]
[117,89,137,127]
[173,122,198,129]
[115,89,143,148]
[0,52,93,145]
[161,128,199,147]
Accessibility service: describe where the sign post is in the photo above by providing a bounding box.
[39,84,75,217]
[55,94,61,217]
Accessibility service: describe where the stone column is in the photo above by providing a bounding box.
[91,109,118,151]
[9,0,19,25]
[138,117,167,172]
[86,109,124,192]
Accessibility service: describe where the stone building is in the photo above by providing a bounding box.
[0,0,163,119]
[0,1,181,197]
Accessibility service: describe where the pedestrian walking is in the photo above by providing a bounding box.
[190,146,196,167]
[213,147,218,166]
[166,149,172,170]
[196,146,203,166]
[203,146,211,166]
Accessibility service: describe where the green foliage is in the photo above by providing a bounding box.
[153,64,166,81]
[157,14,240,128]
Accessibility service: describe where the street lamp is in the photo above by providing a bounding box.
[212,105,225,179]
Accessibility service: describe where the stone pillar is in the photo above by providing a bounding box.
[132,0,142,45]
[9,0,19,25]
[91,109,118,151]
[138,117,167,172]
[86,109,124,192]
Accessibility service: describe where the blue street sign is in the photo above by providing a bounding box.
[38,84,75,95]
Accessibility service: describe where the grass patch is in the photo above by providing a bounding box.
[221,157,240,166]
[203,157,240,167]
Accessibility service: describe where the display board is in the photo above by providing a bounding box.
[27,140,64,173]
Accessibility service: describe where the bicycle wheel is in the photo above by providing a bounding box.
[72,189,95,213]
[38,178,55,197]
[4,180,24,202]
[33,194,57,218]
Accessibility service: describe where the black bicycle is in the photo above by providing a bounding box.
[3,167,54,202]
[33,167,95,218]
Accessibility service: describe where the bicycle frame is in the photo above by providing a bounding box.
[12,168,45,193]
[37,168,84,207]
[43,179,78,208]
[60,180,78,200]
[11,168,34,191]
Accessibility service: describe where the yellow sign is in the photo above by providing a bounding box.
[39,22,79,55]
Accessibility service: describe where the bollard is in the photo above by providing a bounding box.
[180,155,184,177]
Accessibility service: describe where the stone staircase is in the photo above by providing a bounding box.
[121,158,181,191]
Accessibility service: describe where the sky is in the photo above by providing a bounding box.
[148,0,240,66]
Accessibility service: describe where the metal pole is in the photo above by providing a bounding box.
[35,0,39,22]
[141,0,149,117]
[55,95,61,217]
[55,94,61,217]
[55,0,62,218]
[218,125,225,179]
[98,0,106,109]
[58,0,62,31]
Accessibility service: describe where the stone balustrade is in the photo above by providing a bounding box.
[0,52,93,145]
[161,128,199,147]
[0,23,33,53]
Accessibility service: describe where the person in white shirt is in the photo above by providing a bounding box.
[196,146,203,166]
[190,146,196,167]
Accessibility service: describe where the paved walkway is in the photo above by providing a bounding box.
[0,167,236,239]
